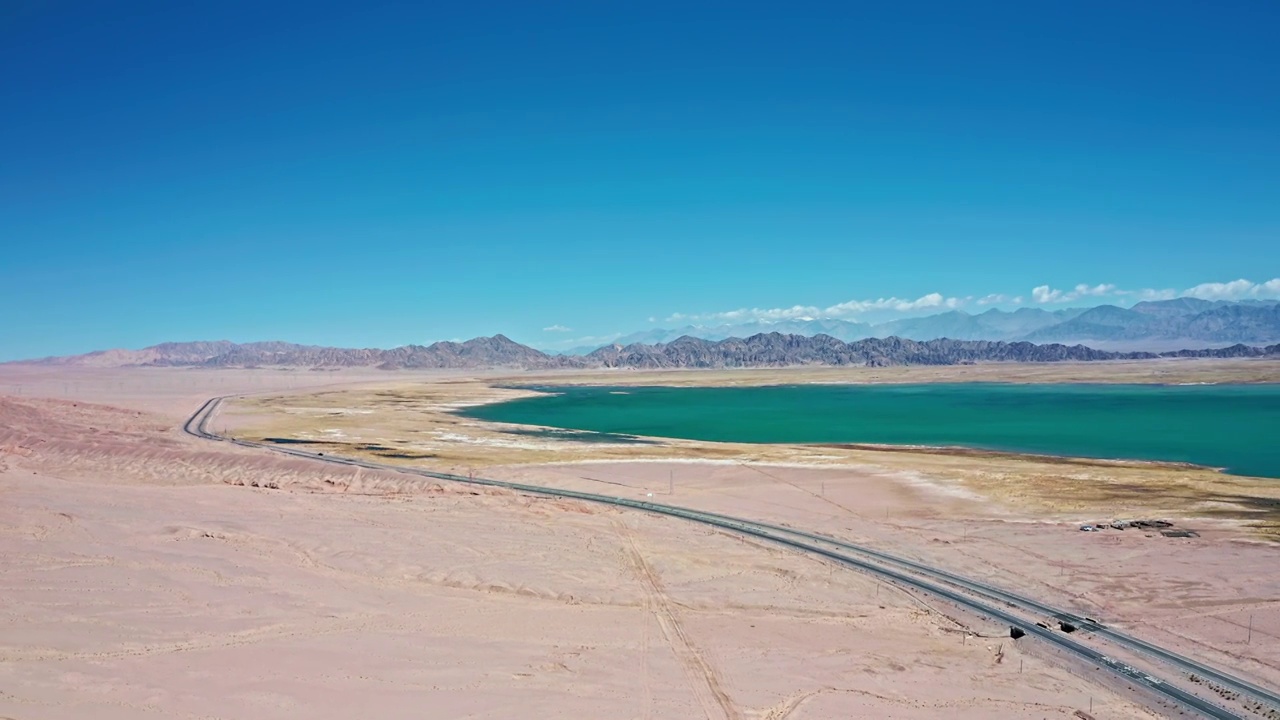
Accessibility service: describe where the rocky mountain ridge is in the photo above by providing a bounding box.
[585,334,1279,369]
[26,335,580,371]
[17,334,1280,371]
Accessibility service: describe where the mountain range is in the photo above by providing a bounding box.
[564,298,1280,354]
[23,335,581,371]
[15,333,1279,371]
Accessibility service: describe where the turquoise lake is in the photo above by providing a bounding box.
[459,383,1280,478]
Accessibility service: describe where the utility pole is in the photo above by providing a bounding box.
[1248,614,1253,644]
[669,469,673,495]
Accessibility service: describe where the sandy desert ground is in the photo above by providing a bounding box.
[2,362,1277,719]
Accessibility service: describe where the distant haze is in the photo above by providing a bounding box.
[552,298,1280,355]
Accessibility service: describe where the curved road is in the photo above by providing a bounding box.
[680,508,1280,710]
[186,396,1270,719]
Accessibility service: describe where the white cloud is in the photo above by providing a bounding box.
[667,291,969,325]
[542,324,572,333]
[1184,279,1254,300]
[1031,285,1062,303]
[1032,283,1118,304]
[1182,278,1280,301]
[657,277,1280,329]
[1133,287,1178,301]
[1077,283,1117,297]
[1031,277,1280,304]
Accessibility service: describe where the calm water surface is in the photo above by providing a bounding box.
[460,383,1280,478]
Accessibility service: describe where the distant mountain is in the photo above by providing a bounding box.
[32,340,244,368]
[1027,301,1280,345]
[1182,303,1280,343]
[13,332,1279,370]
[1024,305,1158,343]
[561,299,1280,354]
[973,307,1092,336]
[25,335,581,370]
[871,307,1086,342]
[586,333,1280,369]
[1128,297,1221,319]
[579,318,875,353]
[871,311,988,341]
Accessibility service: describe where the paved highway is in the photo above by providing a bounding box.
[186,396,1265,719]
[677,509,1280,711]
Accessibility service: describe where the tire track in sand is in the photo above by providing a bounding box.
[615,518,739,720]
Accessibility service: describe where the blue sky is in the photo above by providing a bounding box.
[2,1,1278,359]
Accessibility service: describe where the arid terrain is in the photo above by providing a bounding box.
[3,360,1278,718]
[226,359,1280,535]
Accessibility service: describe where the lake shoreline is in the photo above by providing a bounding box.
[461,382,1279,479]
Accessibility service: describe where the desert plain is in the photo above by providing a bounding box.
[2,359,1279,719]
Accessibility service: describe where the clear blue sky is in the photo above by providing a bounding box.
[2,1,1278,359]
